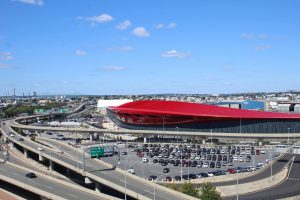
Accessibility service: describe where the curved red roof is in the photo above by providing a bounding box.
[111,100,300,119]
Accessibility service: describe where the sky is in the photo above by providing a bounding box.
[0,0,300,95]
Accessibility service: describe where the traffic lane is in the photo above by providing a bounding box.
[85,162,183,200]
[0,163,102,200]
[223,154,300,200]
[213,153,293,187]
[26,138,183,200]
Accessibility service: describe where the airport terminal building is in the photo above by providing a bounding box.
[107,100,300,133]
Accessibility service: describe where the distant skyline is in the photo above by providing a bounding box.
[0,0,300,95]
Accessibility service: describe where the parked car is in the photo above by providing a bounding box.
[147,175,157,180]
[163,168,170,173]
[121,151,127,155]
[174,176,181,181]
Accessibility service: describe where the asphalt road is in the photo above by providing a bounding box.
[38,137,185,200]
[1,121,185,200]
[213,153,294,187]
[224,154,300,200]
[0,162,103,200]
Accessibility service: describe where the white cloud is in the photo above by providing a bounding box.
[116,20,131,30]
[102,65,126,71]
[255,45,273,51]
[12,0,43,6]
[107,46,133,51]
[241,33,269,40]
[167,22,177,29]
[132,27,150,37]
[155,24,164,29]
[75,50,86,56]
[0,52,13,60]
[78,13,113,25]
[0,63,12,69]
[161,50,190,58]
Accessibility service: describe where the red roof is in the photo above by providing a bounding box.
[111,100,300,119]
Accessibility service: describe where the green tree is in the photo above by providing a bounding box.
[199,182,222,200]
[180,182,200,198]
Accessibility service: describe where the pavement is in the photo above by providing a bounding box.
[213,153,294,187]
[1,121,192,200]
[218,165,288,197]
[223,154,300,200]
[0,162,107,200]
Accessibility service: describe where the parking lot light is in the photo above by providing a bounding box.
[124,155,134,200]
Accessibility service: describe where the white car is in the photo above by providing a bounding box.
[127,168,135,174]
[233,156,238,161]
[239,156,244,162]
[195,156,201,160]
[10,133,15,137]
[203,162,209,168]
[261,150,266,154]
[37,147,44,151]
[56,149,63,154]
[207,172,214,177]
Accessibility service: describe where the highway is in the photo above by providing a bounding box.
[0,162,108,200]
[1,120,192,200]
[213,153,294,187]
[223,154,300,200]
[10,117,300,139]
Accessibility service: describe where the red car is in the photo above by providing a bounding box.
[138,153,144,157]
[227,168,237,174]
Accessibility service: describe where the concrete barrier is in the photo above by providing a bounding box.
[40,138,199,200]
[5,161,120,200]
[0,174,67,200]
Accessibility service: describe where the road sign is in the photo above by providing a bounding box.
[90,147,104,158]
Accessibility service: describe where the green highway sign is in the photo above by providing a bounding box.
[90,147,104,158]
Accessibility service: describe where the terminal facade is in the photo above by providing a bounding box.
[107,100,300,133]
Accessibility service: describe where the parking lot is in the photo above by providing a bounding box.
[101,142,277,182]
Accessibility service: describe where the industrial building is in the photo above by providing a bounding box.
[107,100,300,133]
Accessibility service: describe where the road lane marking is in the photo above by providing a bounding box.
[69,194,78,198]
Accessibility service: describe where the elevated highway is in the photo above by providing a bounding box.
[1,119,197,200]
[0,161,112,200]
[9,117,300,140]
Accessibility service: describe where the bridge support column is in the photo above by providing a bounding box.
[24,149,28,158]
[39,154,44,161]
[95,183,102,193]
[90,134,93,142]
[259,141,263,146]
[85,177,92,184]
[202,139,206,145]
[144,136,147,143]
[49,160,53,172]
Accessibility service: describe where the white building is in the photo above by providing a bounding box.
[97,99,133,115]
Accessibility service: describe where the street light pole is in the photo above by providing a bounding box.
[124,155,133,200]
[176,127,179,144]
[180,152,183,181]
[210,129,212,144]
[288,127,290,146]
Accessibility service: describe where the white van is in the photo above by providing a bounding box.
[143,158,149,163]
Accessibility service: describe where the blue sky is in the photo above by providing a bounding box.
[0,0,299,95]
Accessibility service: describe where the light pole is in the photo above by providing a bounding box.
[153,174,165,200]
[210,129,212,145]
[180,151,183,181]
[288,127,290,146]
[236,169,239,200]
[176,127,179,144]
[269,148,273,181]
[124,155,134,200]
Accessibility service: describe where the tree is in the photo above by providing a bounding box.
[199,182,222,200]
[180,182,200,198]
